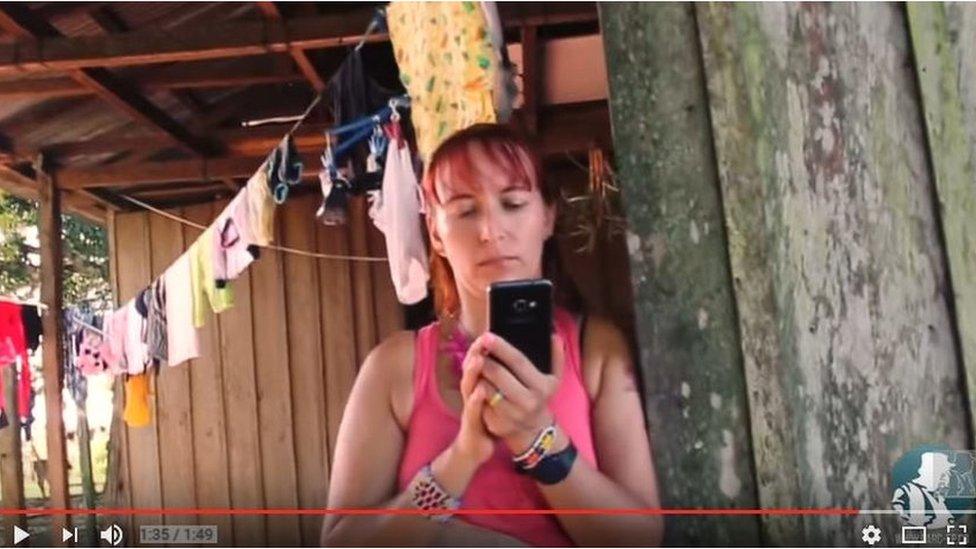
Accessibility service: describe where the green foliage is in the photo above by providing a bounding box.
[0,190,110,307]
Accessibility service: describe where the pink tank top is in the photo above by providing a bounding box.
[397,308,597,546]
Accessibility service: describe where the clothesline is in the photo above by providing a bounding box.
[117,194,389,263]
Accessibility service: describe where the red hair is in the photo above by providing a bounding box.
[422,124,562,317]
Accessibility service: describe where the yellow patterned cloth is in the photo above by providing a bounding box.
[387,1,501,160]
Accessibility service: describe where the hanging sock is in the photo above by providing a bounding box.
[387,1,502,160]
[368,123,430,305]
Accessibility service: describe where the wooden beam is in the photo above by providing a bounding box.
[0,4,215,157]
[0,163,107,223]
[38,166,71,543]
[57,102,611,190]
[257,2,327,92]
[59,153,320,189]
[44,122,332,159]
[0,10,379,74]
[0,57,303,100]
[0,5,597,75]
[87,5,208,118]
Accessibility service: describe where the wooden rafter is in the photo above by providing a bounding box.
[56,102,612,190]
[0,4,596,75]
[0,3,215,157]
[0,60,304,99]
[87,4,207,118]
[256,2,327,93]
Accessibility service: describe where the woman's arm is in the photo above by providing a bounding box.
[321,332,526,547]
[535,318,664,546]
[473,319,664,546]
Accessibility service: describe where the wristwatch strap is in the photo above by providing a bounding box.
[521,441,578,485]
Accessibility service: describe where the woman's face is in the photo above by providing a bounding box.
[427,144,555,302]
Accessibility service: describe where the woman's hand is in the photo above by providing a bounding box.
[450,340,498,467]
[469,332,566,455]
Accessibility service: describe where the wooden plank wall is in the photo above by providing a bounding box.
[108,193,404,547]
[602,2,973,546]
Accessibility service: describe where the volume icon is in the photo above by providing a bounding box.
[99,524,123,546]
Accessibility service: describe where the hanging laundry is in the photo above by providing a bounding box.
[20,304,42,353]
[245,168,275,246]
[144,279,167,366]
[189,226,234,329]
[100,303,129,375]
[317,166,351,226]
[387,1,503,160]
[62,309,95,408]
[164,253,199,367]
[328,48,400,129]
[214,192,260,285]
[76,328,106,377]
[267,135,304,204]
[0,301,25,366]
[123,300,148,375]
[0,302,33,422]
[480,1,518,123]
[122,374,151,428]
[368,122,430,305]
[133,290,155,373]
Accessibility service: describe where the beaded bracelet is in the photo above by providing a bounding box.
[513,423,557,472]
[409,464,461,522]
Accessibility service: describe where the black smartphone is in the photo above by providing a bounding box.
[488,279,553,374]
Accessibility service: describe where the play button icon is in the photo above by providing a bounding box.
[13,525,29,544]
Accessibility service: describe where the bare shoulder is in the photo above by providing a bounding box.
[360,329,416,430]
[579,315,634,399]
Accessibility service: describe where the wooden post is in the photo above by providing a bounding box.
[37,164,71,543]
[520,25,539,135]
[600,3,761,545]
[76,407,98,544]
[0,363,26,535]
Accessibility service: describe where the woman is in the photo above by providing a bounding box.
[322,124,663,546]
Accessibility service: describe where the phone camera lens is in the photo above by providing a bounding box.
[513,299,528,313]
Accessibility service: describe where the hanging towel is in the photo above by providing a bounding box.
[189,226,234,328]
[164,253,199,366]
[387,1,502,160]
[368,126,430,305]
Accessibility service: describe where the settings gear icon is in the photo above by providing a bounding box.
[861,524,882,546]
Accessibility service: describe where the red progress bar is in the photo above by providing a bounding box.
[0,508,860,516]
